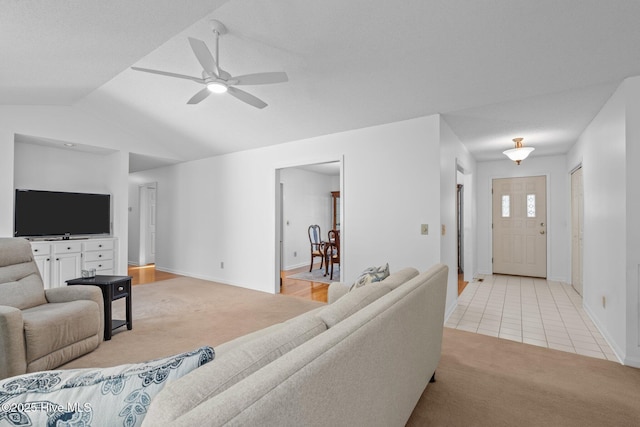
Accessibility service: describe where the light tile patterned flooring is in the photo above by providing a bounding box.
[446,274,618,362]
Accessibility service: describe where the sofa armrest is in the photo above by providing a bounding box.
[45,286,105,341]
[0,305,27,380]
[327,282,351,304]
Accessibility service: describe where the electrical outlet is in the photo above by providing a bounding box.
[420,224,428,235]
[220,261,224,269]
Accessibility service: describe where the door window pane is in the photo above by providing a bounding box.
[502,195,510,217]
[527,194,536,217]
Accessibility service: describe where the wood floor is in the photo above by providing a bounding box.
[127,264,182,286]
[127,263,329,302]
[458,273,468,295]
[280,263,329,303]
[129,264,463,303]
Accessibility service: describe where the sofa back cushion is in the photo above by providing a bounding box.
[318,283,391,328]
[380,267,419,290]
[0,238,46,310]
[142,313,327,425]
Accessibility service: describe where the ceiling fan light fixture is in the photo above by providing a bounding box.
[503,137,534,165]
[207,81,228,94]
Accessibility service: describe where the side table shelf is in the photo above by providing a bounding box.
[66,275,132,341]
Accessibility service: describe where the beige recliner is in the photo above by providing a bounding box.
[0,238,104,380]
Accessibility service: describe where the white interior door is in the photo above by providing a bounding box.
[571,167,584,295]
[139,183,157,265]
[492,176,547,278]
[146,185,157,264]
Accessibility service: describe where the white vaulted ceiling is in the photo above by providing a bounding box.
[3,0,640,163]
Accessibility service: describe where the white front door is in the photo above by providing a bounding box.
[571,167,584,295]
[492,176,547,278]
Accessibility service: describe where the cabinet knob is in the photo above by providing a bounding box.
[67,247,71,250]
[34,249,38,252]
[98,254,102,258]
[118,286,124,291]
[99,244,102,248]
[98,264,102,268]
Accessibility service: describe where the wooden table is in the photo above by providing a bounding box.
[66,275,132,340]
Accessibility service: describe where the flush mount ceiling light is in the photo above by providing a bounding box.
[206,81,228,94]
[503,137,534,165]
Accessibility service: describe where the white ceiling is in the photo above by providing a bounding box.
[3,0,640,167]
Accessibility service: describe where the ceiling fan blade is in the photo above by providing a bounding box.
[233,72,289,85]
[227,87,267,109]
[131,67,205,83]
[187,87,212,105]
[188,37,220,76]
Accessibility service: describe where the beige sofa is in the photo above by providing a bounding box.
[0,238,104,380]
[143,263,448,427]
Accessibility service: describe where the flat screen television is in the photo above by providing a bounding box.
[14,189,111,238]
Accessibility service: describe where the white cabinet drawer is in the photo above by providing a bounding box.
[84,259,114,271]
[31,242,50,256]
[83,240,114,252]
[84,250,113,262]
[53,242,82,254]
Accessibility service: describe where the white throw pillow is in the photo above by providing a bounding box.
[350,263,390,291]
[0,346,214,427]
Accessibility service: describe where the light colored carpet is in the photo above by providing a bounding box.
[288,266,340,284]
[408,328,640,426]
[61,276,640,426]
[61,276,324,368]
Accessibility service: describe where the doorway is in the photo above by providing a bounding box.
[571,167,584,295]
[492,175,547,278]
[275,160,342,296]
[138,182,157,266]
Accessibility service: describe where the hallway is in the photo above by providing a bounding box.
[445,274,618,362]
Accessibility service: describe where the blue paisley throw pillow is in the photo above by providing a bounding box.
[0,346,214,427]
[350,263,390,291]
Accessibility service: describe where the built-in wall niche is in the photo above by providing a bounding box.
[13,137,118,194]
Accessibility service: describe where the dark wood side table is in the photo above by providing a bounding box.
[66,275,133,341]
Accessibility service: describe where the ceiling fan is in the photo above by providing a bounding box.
[131,20,288,109]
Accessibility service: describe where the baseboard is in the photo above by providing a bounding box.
[283,261,310,271]
[444,300,458,323]
[583,303,624,364]
[152,266,274,294]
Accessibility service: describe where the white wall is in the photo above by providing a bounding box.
[624,77,640,367]
[476,155,570,282]
[130,115,443,294]
[280,167,336,270]
[440,118,477,316]
[567,76,640,367]
[14,142,114,194]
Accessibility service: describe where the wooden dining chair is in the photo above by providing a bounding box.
[308,225,325,272]
[325,229,340,280]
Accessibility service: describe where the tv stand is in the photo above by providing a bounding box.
[30,237,117,288]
